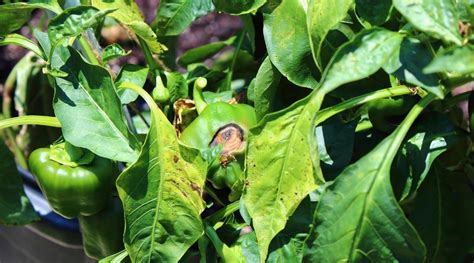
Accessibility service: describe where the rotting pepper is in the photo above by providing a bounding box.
[28,142,117,218]
[179,77,257,201]
[78,196,125,260]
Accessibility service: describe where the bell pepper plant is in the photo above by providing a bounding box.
[0,0,473,262]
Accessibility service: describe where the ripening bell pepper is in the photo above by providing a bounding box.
[28,142,117,218]
[78,197,125,260]
[179,78,257,200]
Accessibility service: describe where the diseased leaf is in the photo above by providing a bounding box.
[117,88,207,262]
[153,0,214,36]
[383,38,444,98]
[244,93,324,262]
[102,43,131,65]
[307,0,354,70]
[305,116,426,262]
[0,141,39,225]
[115,64,149,105]
[244,27,403,262]
[393,0,462,45]
[213,0,266,15]
[393,113,464,201]
[263,0,319,88]
[424,45,474,75]
[51,47,140,162]
[408,164,474,262]
[48,6,115,47]
[355,0,392,26]
[252,56,281,120]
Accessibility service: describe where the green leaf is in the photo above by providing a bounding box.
[98,250,129,263]
[28,0,62,13]
[153,0,214,36]
[263,0,319,89]
[0,1,61,35]
[408,164,474,262]
[51,47,140,162]
[91,0,167,54]
[91,0,143,24]
[316,118,357,180]
[177,37,235,66]
[267,197,316,263]
[470,91,474,141]
[319,28,404,94]
[0,141,39,225]
[0,33,45,60]
[252,56,281,120]
[117,91,207,262]
[240,233,260,263]
[355,0,392,26]
[102,43,131,64]
[383,38,444,98]
[127,21,168,54]
[393,113,463,201]
[424,45,474,75]
[307,0,354,70]
[115,64,149,105]
[164,71,188,102]
[304,118,426,262]
[48,6,115,47]
[243,92,325,262]
[393,0,462,45]
[213,0,266,15]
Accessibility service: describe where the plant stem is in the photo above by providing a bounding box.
[223,29,246,92]
[138,36,159,79]
[0,116,61,130]
[444,91,471,109]
[118,83,160,116]
[204,201,240,226]
[316,85,413,125]
[204,184,226,207]
[355,119,373,132]
[78,35,100,65]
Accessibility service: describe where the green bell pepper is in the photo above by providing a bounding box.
[28,142,117,218]
[368,95,418,133]
[179,78,257,199]
[78,197,125,260]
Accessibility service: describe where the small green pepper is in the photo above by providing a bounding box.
[28,142,117,218]
[152,75,170,104]
[78,197,125,260]
[368,96,418,133]
[179,78,257,199]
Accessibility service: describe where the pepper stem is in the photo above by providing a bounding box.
[193,77,208,114]
[49,142,95,167]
